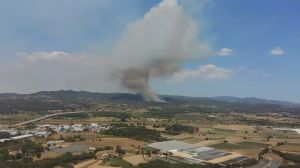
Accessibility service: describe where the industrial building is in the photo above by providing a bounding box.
[146,140,251,166]
[147,140,197,153]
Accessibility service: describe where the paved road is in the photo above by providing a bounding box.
[248,160,281,168]
[10,111,86,127]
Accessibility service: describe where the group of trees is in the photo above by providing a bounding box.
[94,146,114,153]
[0,132,11,139]
[0,148,10,161]
[271,149,300,168]
[93,112,131,121]
[272,149,300,163]
[103,126,163,141]
[64,135,85,142]
[165,124,199,134]
[21,140,44,158]
[0,140,44,162]
[258,148,269,160]
[0,151,96,168]
[115,145,126,155]
[57,113,89,119]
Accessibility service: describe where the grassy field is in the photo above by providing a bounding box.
[75,137,147,149]
[236,141,270,149]
[109,157,135,168]
[123,155,146,166]
[213,128,237,134]
[174,113,208,120]
[209,142,245,150]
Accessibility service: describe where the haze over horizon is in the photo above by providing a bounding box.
[0,0,299,102]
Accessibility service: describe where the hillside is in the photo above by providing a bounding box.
[0,90,299,115]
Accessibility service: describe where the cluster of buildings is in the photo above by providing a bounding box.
[0,133,34,142]
[36,123,111,133]
[147,140,252,166]
[0,123,112,143]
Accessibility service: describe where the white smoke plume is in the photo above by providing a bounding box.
[0,0,211,102]
[112,0,211,102]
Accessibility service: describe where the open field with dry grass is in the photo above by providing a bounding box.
[123,154,146,166]
[74,160,119,168]
[75,137,147,150]
[273,144,300,153]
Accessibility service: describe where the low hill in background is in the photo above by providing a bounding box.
[0,90,299,115]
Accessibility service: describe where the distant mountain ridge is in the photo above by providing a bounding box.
[0,90,299,114]
[1,90,299,107]
[210,96,300,107]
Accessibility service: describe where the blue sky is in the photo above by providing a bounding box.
[0,0,299,102]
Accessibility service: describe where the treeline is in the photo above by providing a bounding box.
[0,151,95,168]
[102,126,164,141]
[0,99,68,113]
[55,113,89,119]
[147,107,187,118]
[55,111,133,121]
[93,112,131,121]
[165,124,199,134]
[272,149,300,163]
[0,140,44,161]
[0,132,11,139]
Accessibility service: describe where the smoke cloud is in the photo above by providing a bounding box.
[112,0,210,102]
[0,0,211,102]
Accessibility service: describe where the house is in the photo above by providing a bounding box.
[57,125,71,132]
[33,131,52,137]
[71,124,85,132]
[98,124,112,131]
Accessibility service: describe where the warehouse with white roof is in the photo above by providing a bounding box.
[147,140,197,152]
[146,140,252,165]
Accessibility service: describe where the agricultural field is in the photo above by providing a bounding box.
[273,144,300,153]
[75,137,147,149]
[0,104,299,168]
[235,141,270,149]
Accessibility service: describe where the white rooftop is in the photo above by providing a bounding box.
[11,134,33,140]
[147,140,198,152]
[183,147,214,153]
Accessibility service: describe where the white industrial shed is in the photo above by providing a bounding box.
[147,140,197,152]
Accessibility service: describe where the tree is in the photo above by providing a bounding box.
[276,142,285,146]
[0,148,9,160]
[21,140,44,157]
[15,153,22,160]
[0,132,10,139]
[152,149,160,155]
[36,152,42,159]
[116,146,126,155]
[104,146,113,150]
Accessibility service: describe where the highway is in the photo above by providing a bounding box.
[10,111,86,127]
